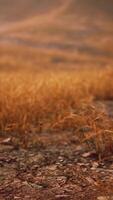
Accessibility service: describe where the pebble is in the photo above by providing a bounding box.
[55,194,70,199]
[14,196,21,200]
[91,161,99,170]
[97,196,113,200]
[82,152,92,158]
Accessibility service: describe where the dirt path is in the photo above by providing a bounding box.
[0,129,113,200]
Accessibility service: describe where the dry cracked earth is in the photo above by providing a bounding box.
[0,101,113,200]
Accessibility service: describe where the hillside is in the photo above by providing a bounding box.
[0,0,63,22]
[0,0,113,70]
[0,0,113,22]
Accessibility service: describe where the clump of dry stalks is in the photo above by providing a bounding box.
[0,67,113,157]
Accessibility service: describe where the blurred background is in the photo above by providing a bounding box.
[0,0,113,71]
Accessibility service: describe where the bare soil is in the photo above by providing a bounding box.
[0,129,113,200]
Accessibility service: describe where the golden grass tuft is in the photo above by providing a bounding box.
[0,67,113,156]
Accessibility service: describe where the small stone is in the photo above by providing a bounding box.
[91,162,99,170]
[82,152,92,158]
[97,196,113,200]
[77,162,87,167]
[92,162,99,168]
[0,137,11,144]
[58,156,64,162]
[14,197,21,199]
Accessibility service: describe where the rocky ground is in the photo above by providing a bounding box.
[0,129,113,200]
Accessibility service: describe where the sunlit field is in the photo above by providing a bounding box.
[1,1,113,198]
[0,65,113,158]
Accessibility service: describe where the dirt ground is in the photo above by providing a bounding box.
[0,129,113,200]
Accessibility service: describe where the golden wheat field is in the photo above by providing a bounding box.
[0,66,113,156]
[1,1,113,199]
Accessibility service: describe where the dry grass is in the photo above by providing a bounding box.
[0,66,113,157]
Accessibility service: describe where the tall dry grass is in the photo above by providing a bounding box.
[0,67,113,156]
